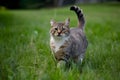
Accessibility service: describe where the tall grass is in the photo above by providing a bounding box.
[0,4,120,80]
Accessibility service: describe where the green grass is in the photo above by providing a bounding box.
[0,4,120,80]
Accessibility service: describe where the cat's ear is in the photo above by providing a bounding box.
[65,18,70,26]
[50,19,56,27]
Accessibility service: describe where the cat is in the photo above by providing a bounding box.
[50,6,88,69]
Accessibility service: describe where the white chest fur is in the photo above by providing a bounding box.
[50,36,69,53]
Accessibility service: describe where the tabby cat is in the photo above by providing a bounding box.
[50,6,88,68]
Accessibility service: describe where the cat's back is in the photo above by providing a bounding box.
[70,27,86,41]
[69,27,88,54]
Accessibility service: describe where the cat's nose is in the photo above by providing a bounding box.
[58,30,61,33]
[57,33,61,36]
[57,30,62,36]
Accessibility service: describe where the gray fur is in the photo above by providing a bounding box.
[50,6,88,68]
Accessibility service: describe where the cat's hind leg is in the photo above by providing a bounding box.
[76,54,85,73]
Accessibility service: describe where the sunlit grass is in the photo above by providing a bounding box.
[0,4,120,80]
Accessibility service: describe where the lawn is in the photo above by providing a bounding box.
[0,4,120,80]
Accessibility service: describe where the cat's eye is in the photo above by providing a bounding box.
[54,28,58,30]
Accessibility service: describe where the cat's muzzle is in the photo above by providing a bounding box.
[57,33,61,37]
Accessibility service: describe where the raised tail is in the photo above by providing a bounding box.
[70,6,85,30]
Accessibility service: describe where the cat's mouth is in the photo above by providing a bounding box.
[54,33,62,37]
[54,34,62,38]
[54,33,68,38]
[57,34,61,37]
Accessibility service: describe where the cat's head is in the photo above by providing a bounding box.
[50,18,70,38]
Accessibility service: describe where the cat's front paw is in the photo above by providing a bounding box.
[57,60,66,69]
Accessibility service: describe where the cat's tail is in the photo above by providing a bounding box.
[70,6,85,30]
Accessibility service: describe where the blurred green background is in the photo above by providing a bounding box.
[0,0,120,9]
[0,0,120,80]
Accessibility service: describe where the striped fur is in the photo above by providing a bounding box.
[50,6,88,69]
[70,6,85,30]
